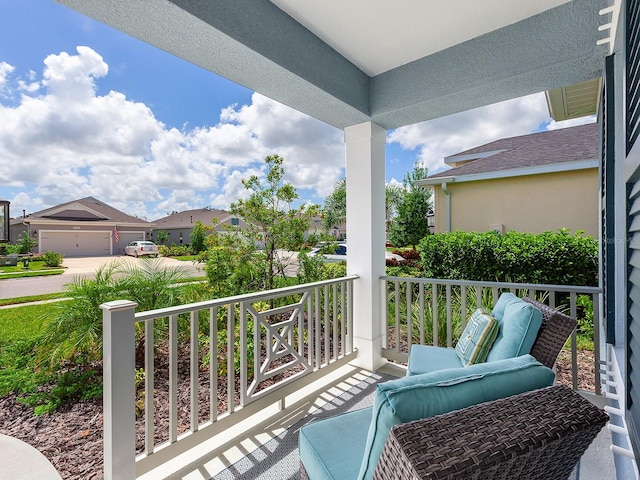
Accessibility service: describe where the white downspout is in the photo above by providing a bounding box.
[441,181,451,232]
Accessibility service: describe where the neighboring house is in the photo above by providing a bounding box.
[151,208,247,245]
[305,216,346,241]
[417,123,599,236]
[9,196,153,256]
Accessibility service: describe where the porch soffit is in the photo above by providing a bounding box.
[56,0,608,130]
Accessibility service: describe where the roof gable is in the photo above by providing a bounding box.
[428,123,598,180]
[22,196,150,224]
[153,208,232,229]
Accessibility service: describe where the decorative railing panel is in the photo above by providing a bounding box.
[101,275,356,478]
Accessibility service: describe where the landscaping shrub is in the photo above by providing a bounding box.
[418,230,597,286]
[159,244,192,257]
[42,250,64,267]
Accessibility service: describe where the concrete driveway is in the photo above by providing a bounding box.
[0,255,205,300]
[61,255,203,275]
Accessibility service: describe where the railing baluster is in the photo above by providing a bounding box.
[169,314,178,444]
[406,280,412,352]
[307,292,314,366]
[593,292,601,396]
[341,281,346,356]
[315,286,321,369]
[570,291,578,390]
[210,306,217,423]
[332,283,338,361]
[432,282,438,346]
[419,282,425,345]
[446,284,452,347]
[461,285,467,330]
[394,280,400,352]
[227,304,235,414]
[144,318,154,455]
[190,311,198,432]
[239,301,248,408]
[347,280,353,352]
[324,284,330,365]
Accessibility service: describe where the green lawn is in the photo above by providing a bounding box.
[0,303,54,346]
[0,260,64,279]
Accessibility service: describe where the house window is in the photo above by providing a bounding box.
[231,217,239,226]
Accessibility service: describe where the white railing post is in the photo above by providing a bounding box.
[101,300,138,480]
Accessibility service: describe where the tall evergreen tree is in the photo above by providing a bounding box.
[388,164,432,248]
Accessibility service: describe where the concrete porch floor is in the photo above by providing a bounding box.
[137,362,617,480]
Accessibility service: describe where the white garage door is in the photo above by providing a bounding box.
[41,231,111,257]
[114,232,144,254]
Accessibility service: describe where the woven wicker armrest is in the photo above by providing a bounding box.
[523,297,577,369]
[372,385,608,480]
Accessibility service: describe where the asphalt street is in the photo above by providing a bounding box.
[0,256,205,300]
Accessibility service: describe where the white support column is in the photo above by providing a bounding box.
[344,122,387,372]
[101,300,138,480]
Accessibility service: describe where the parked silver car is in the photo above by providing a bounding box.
[308,243,404,263]
[124,240,159,258]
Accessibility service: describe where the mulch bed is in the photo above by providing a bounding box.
[0,348,597,480]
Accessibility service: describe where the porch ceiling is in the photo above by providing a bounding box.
[56,0,608,130]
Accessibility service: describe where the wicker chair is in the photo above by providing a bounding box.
[522,297,577,369]
[371,385,608,480]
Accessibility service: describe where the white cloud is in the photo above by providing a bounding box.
[0,61,15,96]
[387,93,552,174]
[0,47,345,220]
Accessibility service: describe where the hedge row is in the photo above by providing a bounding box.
[418,230,598,286]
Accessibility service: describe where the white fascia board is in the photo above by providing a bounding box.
[41,202,108,220]
[444,149,506,166]
[24,219,155,228]
[416,176,456,187]
[417,159,598,186]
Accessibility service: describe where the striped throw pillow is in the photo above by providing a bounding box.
[455,308,500,366]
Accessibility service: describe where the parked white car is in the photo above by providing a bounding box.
[124,241,159,258]
[308,243,404,263]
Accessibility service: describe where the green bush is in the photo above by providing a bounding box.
[418,230,597,286]
[42,251,64,267]
[159,244,193,257]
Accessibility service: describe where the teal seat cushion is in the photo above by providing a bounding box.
[486,293,543,362]
[357,355,555,480]
[454,308,499,366]
[299,407,372,480]
[406,345,463,376]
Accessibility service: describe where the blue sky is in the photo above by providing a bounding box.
[0,1,594,222]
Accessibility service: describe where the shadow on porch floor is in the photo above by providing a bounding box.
[138,362,615,480]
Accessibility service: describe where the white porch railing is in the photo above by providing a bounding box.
[100,275,357,480]
[381,276,602,398]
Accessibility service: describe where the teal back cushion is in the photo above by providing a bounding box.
[357,355,555,480]
[486,293,543,362]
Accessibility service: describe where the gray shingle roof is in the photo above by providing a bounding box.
[20,196,151,224]
[427,123,598,180]
[152,208,231,229]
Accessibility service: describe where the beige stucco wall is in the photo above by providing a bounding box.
[432,169,598,237]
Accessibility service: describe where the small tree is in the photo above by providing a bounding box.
[11,231,37,254]
[388,164,432,249]
[226,154,316,292]
[189,220,210,254]
[323,178,407,238]
[323,178,346,234]
[155,229,169,245]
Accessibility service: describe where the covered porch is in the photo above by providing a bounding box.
[99,276,616,479]
[52,0,637,479]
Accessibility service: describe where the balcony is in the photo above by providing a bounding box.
[97,275,623,479]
